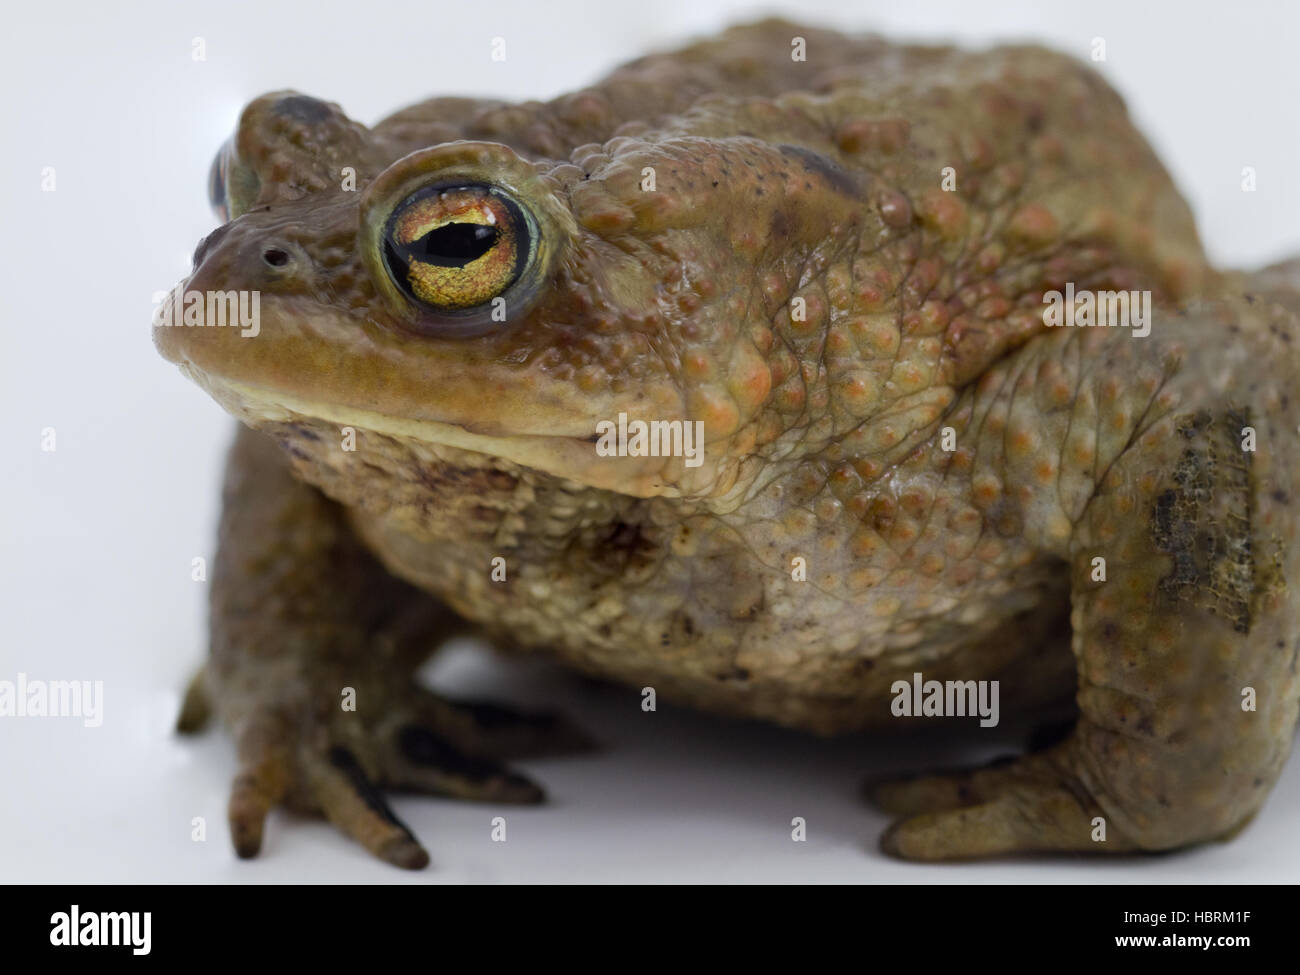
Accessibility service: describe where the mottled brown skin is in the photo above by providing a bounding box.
[157,19,1300,866]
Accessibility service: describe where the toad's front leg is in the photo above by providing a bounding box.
[874,296,1299,858]
[177,427,591,868]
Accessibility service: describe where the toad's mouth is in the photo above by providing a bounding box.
[155,286,708,499]
[184,365,685,499]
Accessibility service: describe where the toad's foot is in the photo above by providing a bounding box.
[871,748,1138,858]
[182,669,590,870]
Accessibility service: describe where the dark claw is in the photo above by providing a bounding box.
[443,698,599,758]
[328,746,423,839]
[398,727,509,778]
[397,726,544,803]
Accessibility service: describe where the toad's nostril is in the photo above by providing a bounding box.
[262,247,291,268]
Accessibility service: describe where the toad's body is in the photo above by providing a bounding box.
[156,20,1300,867]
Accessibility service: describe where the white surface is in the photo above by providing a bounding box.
[1,0,1297,883]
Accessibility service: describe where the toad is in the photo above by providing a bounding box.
[155,19,1300,867]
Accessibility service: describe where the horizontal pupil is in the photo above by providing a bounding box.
[409,222,499,267]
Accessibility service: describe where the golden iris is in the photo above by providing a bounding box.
[382,185,526,310]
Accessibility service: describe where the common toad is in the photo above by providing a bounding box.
[155,19,1300,867]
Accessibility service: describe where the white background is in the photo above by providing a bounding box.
[2,0,1298,883]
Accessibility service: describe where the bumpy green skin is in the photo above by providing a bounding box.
[157,19,1300,865]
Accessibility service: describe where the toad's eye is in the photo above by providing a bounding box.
[207,144,229,222]
[382,184,531,312]
[361,142,564,338]
[206,137,260,222]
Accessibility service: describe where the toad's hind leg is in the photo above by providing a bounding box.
[873,300,1300,859]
